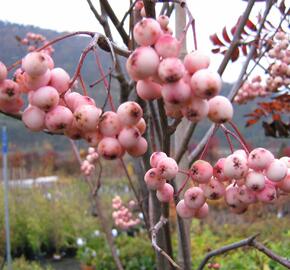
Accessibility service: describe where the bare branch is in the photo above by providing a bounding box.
[197,234,290,270]
[151,216,182,269]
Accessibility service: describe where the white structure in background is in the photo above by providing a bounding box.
[9,176,58,188]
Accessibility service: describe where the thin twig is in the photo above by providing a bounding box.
[151,216,182,269]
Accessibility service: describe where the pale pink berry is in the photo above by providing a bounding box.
[213,158,229,182]
[97,137,124,160]
[31,86,59,111]
[126,137,148,157]
[234,149,248,159]
[0,79,21,100]
[156,183,174,202]
[247,148,274,171]
[190,69,221,99]
[64,121,82,140]
[22,52,49,77]
[136,79,162,100]
[230,203,248,214]
[23,69,51,90]
[190,160,213,183]
[245,170,265,191]
[69,95,96,113]
[135,118,146,135]
[184,51,210,74]
[184,187,206,209]
[117,101,143,126]
[118,127,140,149]
[98,111,122,137]
[144,168,165,190]
[164,102,183,118]
[207,96,233,123]
[43,53,54,70]
[161,80,191,105]
[201,178,225,200]
[22,105,45,131]
[74,105,102,131]
[157,15,169,29]
[176,199,196,219]
[225,184,245,210]
[83,129,103,146]
[277,169,290,192]
[0,97,23,114]
[181,98,209,122]
[135,0,144,10]
[280,156,290,168]
[223,154,248,179]
[158,58,185,83]
[45,105,73,133]
[237,185,257,204]
[157,157,178,180]
[194,203,209,219]
[126,47,160,81]
[154,34,181,58]
[49,68,70,94]
[265,159,287,182]
[133,18,162,46]
[150,151,167,168]
[0,61,8,82]
[256,183,277,203]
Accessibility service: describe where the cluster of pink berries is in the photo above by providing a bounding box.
[20,32,54,55]
[235,30,289,104]
[0,50,148,160]
[126,17,234,124]
[112,196,141,230]
[144,148,290,219]
[81,147,99,176]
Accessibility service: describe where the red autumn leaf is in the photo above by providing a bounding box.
[246,19,257,31]
[211,48,220,53]
[210,33,224,46]
[231,48,239,62]
[241,44,247,56]
[272,114,281,121]
[246,118,258,127]
[222,27,231,43]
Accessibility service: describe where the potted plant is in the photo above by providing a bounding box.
[77,246,96,270]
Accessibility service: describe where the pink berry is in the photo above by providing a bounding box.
[83,129,103,147]
[158,58,185,83]
[0,97,23,114]
[280,156,290,168]
[245,170,265,191]
[213,158,229,182]
[176,199,196,219]
[117,101,143,126]
[237,185,257,204]
[190,160,213,183]
[49,67,70,94]
[23,69,51,91]
[0,79,20,100]
[225,184,246,211]
[126,137,148,157]
[181,98,209,122]
[161,80,191,105]
[157,157,178,180]
[22,105,45,131]
[156,183,174,202]
[133,18,162,46]
[0,61,8,82]
[136,79,162,100]
[74,105,102,131]
[207,96,233,123]
[190,69,221,99]
[265,159,287,182]
[22,52,49,77]
[184,51,210,74]
[31,86,59,111]
[97,137,124,160]
[277,169,290,192]
[247,148,274,171]
[154,34,181,58]
[256,183,277,203]
[157,15,169,29]
[45,105,73,133]
[98,111,122,137]
[184,187,206,209]
[126,47,160,81]
[194,202,209,219]
[118,127,140,149]
[201,178,225,200]
[135,118,146,135]
[150,151,167,168]
[144,168,165,190]
[223,154,248,179]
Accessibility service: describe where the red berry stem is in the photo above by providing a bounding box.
[222,127,234,153]
[78,73,88,96]
[174,174,190,197]
[228,120,251,151]
[199,124,219,160]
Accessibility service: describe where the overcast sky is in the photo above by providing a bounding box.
[0,0,286,82]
